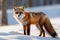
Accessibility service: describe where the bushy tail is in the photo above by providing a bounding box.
[44,17,58,37]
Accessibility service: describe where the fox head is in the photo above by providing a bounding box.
[14,6,24,17]
[13,6,28,25]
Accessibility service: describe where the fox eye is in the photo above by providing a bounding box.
[15,12,19,14]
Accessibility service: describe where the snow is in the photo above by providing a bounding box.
[0,18,60,40]
[0,5,60,40]
[0,21,60,40]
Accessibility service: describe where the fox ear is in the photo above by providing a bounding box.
[22,6,24,9]
[14,5,17,11]
[20,6,24,10]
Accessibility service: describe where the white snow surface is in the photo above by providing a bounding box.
[0,18,60,40]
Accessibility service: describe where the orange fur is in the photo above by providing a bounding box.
[13,6,58,37]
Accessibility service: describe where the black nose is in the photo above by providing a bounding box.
[18,14,20,17]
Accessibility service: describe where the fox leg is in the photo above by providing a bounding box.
[44,17,58,37]
[37,15,46,37]
[26,24,30,35]
[39,28,45,37]
[42,29,45,37]
[36,24,42,36]
[36,24,45,37]
[39,25,45,37]
[39,31,42,36]
[23,25,27,35]
[23,24,30,35]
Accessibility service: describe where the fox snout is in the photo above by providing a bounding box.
[15,12,23,17]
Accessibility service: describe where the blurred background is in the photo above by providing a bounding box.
[0,0,60,25]
[0,0,60,38]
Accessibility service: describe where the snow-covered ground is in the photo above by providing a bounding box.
[0,4,60,40]
[0,18,60,40]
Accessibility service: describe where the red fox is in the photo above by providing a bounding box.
[13,6,58,37]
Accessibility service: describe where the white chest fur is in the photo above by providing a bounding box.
[17,14,28,25]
